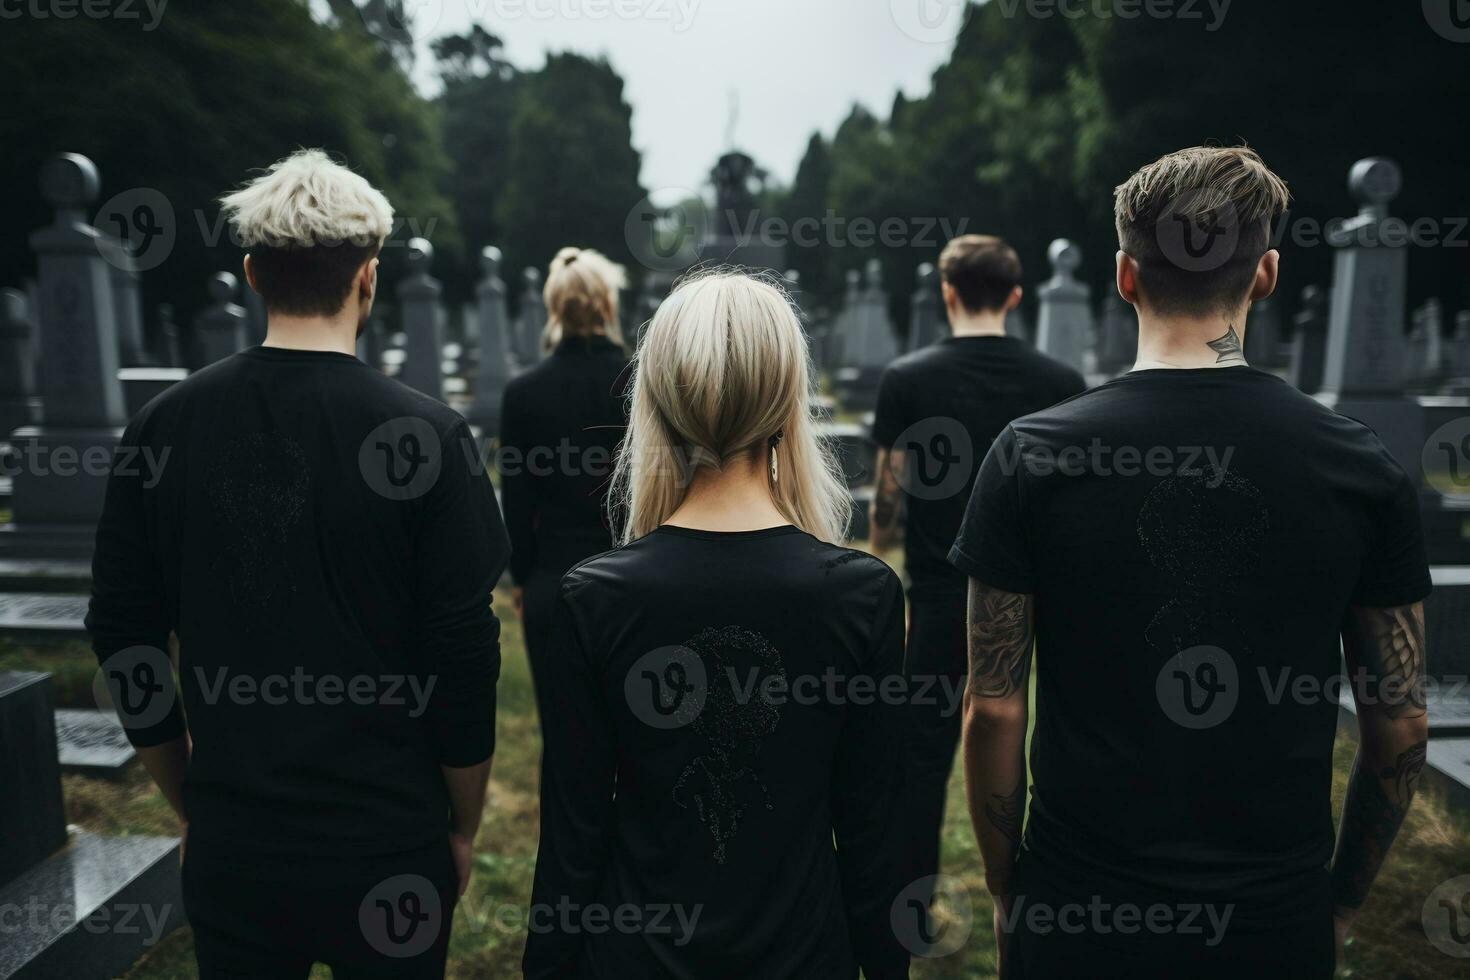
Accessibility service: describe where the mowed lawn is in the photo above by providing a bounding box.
[3,576,1467,979]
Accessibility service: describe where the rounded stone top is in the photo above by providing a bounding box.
[406,237,434,270]
[846,268,862,289]
[39,153,101,209]
[1299,284,1322,307]
[1348,157,1401,206]
[523,266,542,287]
[917,261,937,284]
[864,257,883,286]
[480,245,502,274]
[208,271,237,303]
[784,268,801,286]
[1048,238,1081,274]
[2,288,27,325]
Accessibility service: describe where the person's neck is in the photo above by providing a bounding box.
[262,311,359,356]
[947,306,1007,338]
[664,453,788,533]
[1132,305,1251,371]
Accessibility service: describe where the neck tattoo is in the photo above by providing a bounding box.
[1206,325,1245,364]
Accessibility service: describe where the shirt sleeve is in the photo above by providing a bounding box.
[1351,457,1432,607]
[85,418,185,747]
[498,383,538,586]
[870,364,908,449]
[418,419,510,766]
[949,424,1035,594]
[523,586,616,978]
[831,568,911,980]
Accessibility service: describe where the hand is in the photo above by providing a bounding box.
[449,831,475,899]
[1333,909,1354,968]
[511,587,524,620]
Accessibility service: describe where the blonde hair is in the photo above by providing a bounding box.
[220,148,393,249]
[610,269,851,545]
[542,247,627,350]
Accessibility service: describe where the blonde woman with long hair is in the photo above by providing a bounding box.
[499,247,630,699]
[525,270,910,979]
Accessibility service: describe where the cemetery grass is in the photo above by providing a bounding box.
[3,602,1468,979]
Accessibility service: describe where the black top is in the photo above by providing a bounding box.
[872,335,1085,600]
[950,366,1432,925]
[86,346,509,857]
[499,333,630,585]
[524,525,910,979]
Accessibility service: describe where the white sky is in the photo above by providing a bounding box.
[404,0,965,194]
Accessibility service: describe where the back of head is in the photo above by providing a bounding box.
[938,234,1023,313]
[611,269,850,544]
[1114,145,1290,317]
[542,246,627,350]
[219,149,393,316]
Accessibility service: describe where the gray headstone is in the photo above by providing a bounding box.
[1035,239,1090,372]
[1244,295,1285,370]
[191,272,247,368]
[1450,310,1470,386]
[514,266,547,365]
[468,246,512,434]
[851,259,899,369]
[1409,298,1445,388]
[101,242,148,368]
[907,263,944,351]
[54,709,136,773]
[1321,158,1409,395]
[0,672,67,883]
[397,238,444,401]
[1288,285,1329,395]
[1095,292,1136,377]
[0,289,37,436]
[832,268,862,369]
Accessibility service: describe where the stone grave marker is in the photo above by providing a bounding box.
[514,266,547,367]
[468,247,512,436]
[54,708,136,773]
[397,238,444,401]
[1035,239,1090,373]
[907,263,944,352]
[1288,285,1328,395]
[191,272,247,368]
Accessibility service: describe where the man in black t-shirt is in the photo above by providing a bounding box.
[868,235,1084,897]
[952,146,1430,978]
[87,151,509,979]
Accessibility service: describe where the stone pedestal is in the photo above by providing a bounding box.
[513,267,546,367]
[835,260,898,412]
[0,672,67,884]
[1035,239,1090,373]
[398,238,444,401]
[907,263,944,352]
[467,247,511,436]
[191,272,247,368]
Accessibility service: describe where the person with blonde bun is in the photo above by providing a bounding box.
[524,269,911,979]
[499,247,631,699]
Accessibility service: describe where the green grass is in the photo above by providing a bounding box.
[5,589,1468,979]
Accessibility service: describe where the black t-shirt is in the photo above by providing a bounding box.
[86,346,510,857]
[524,525,910,980]
[950,366,1432,925]
[872,335,1084,600]
[499,334,630,585]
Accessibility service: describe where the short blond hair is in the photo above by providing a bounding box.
[220,149,393,249]
[542,246,627,349]
[1114,145,1290,315]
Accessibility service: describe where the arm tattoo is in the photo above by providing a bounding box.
[1206,325,1245,364]
[966,581,1034,699]
[1343,604,1426,718]
[872,449,903,530]
[1331,740,1427,910]
[986,776,1025,854]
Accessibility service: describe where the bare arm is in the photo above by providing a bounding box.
[1332,603,1428,923]
[962,578,1035,898]
[868,447,904,553]
[137,737,189,822]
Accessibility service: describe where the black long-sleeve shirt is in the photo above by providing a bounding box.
[86,346,509,857]
[524,525,911,979]
[498,334,629,585]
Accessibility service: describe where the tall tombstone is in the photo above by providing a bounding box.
[397,238,444,401]
[1035,239,1090,373]
[1243,295,1286,370]
[154,303,181,369]
[1095,291,1136,377]
[1449,311,1470,390]
[1288,285,1329,395]
[907,263,944,351]
[191,272,247,367]
[1406,298,1445,389]
[0,289,37,436]
[834,260,897,411]
[101,241,149,367]
[831,268,862,370]
[5,153,128,553]
[1320,158,1408,395]
[514,266,547,365]
[468,246,512,435]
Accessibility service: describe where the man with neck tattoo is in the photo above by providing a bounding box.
[950,146,1430,978]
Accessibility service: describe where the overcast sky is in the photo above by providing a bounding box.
[405,0,966,195]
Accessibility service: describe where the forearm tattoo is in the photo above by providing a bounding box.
[872,450,903,531]
[966,581,1034,699]
[1331,740,1427,910]
[1343,604,1427,718]
[1206,324,1245,364]
[987,776,1025,853]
